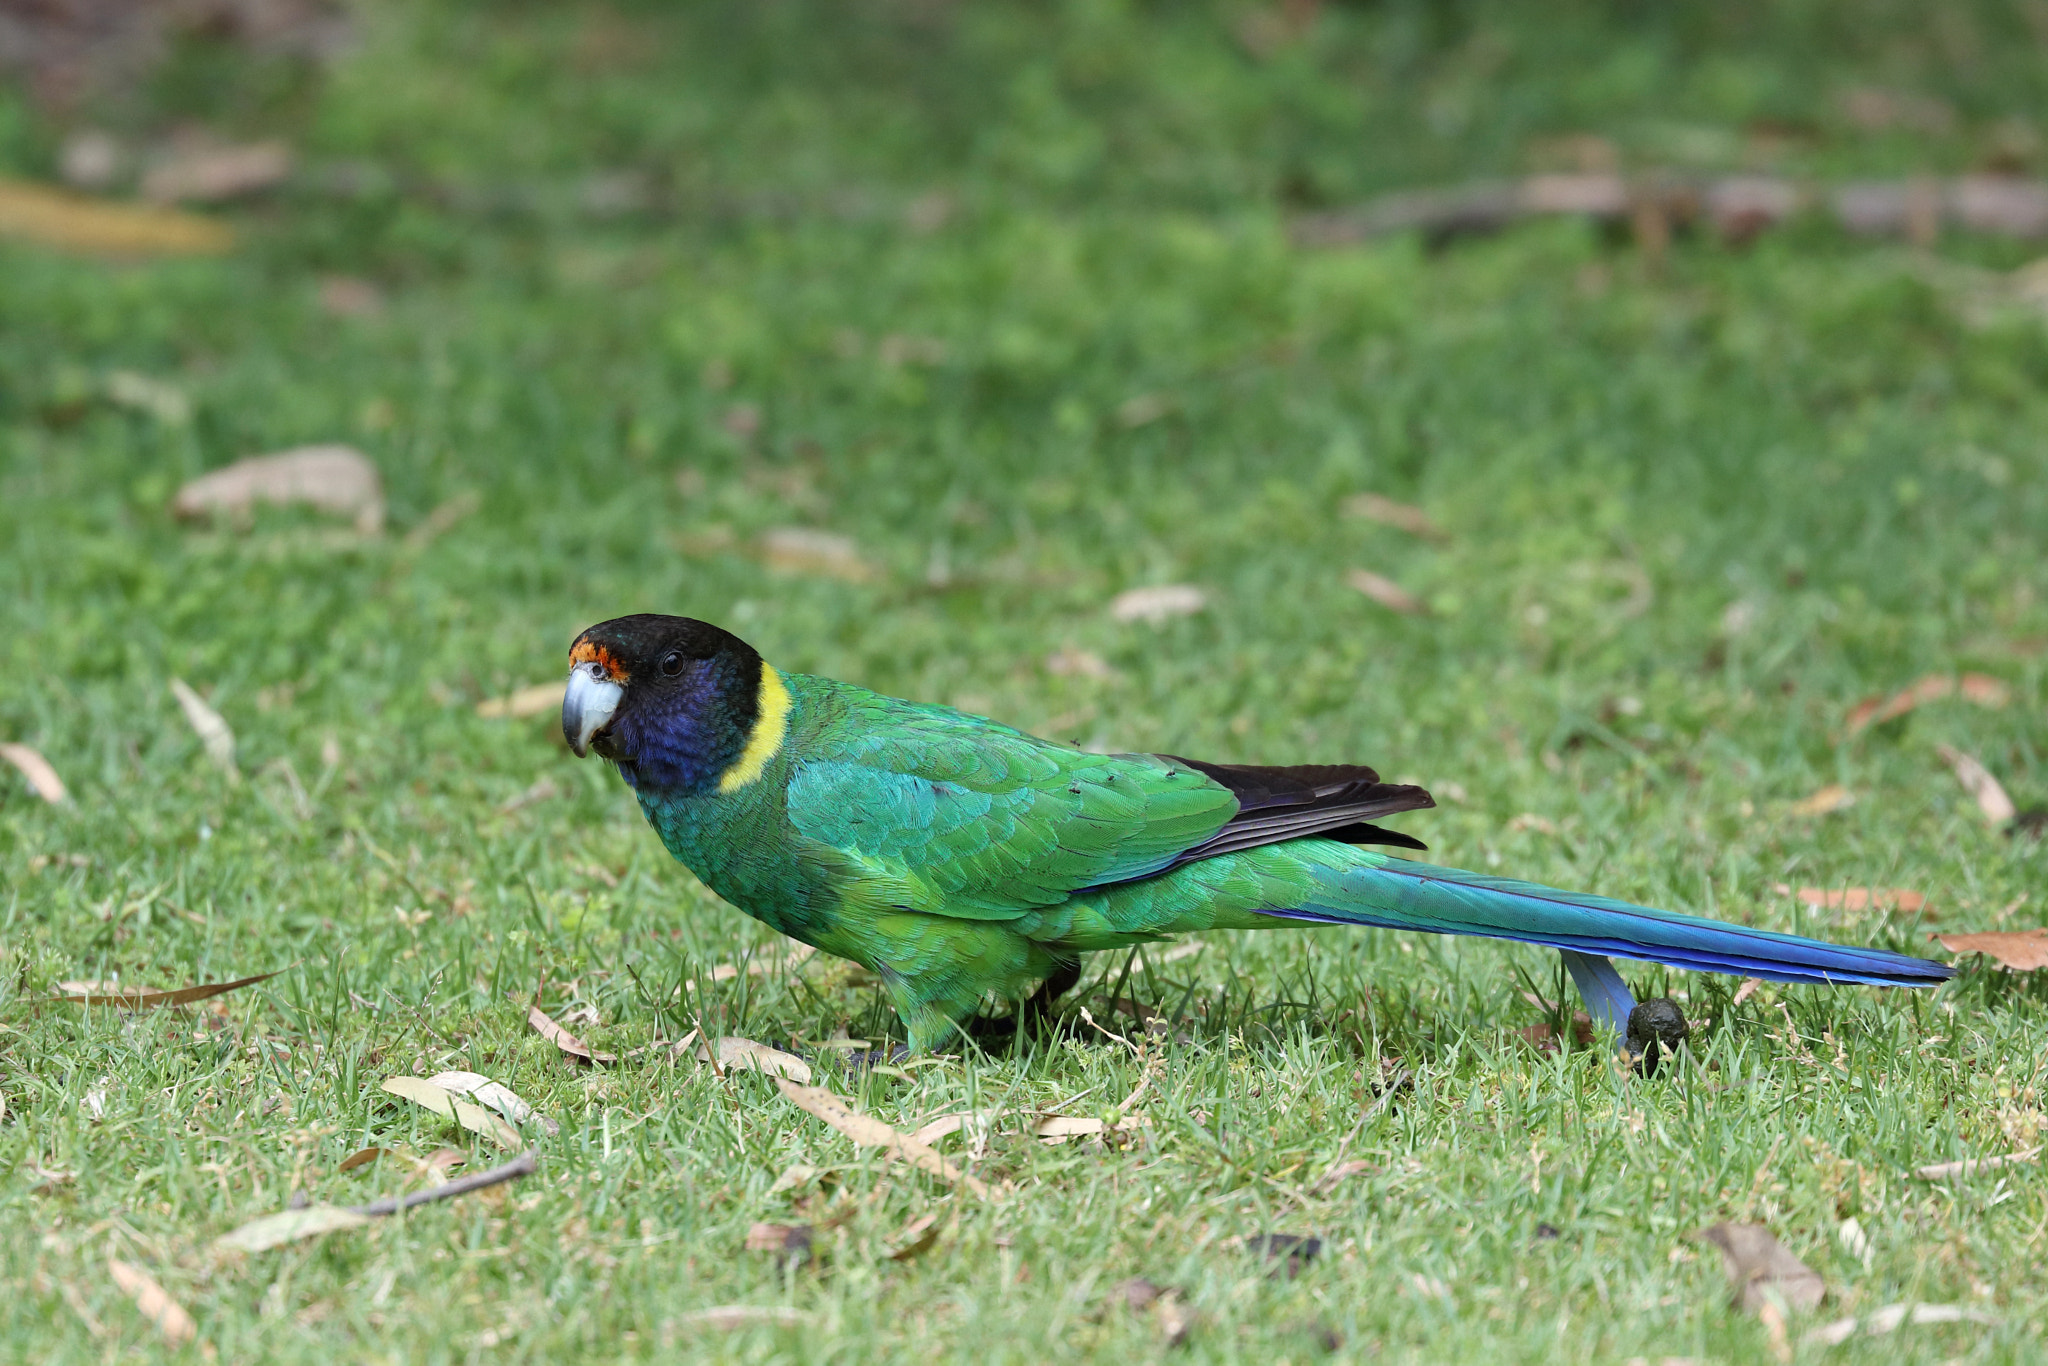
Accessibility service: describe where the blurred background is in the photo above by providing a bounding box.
[1,0,2041,964]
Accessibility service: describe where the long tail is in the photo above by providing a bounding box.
[1262,855,1954,989]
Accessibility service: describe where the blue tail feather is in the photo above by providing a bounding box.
[1257,856,1953,989]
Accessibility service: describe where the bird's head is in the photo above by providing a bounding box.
[562,614,790,794]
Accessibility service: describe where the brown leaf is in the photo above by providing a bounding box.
[1772,884,1927,914]
[317,275,385,318]
[427,1070,557,1135]
[1342,492,1448,541]
[215,1204,375,1253]
[1044,646,1117,679]
[744,1222,812,1256]
[1803,1302,1999,1348]
[142,140,292,203]
[759,527,873,582]
[172,445,385,535]
[1347,569,1428,615]
[105,1258,197,1346]
[1845,672,2008,736]
[1913,1146,2042,1180]
[1935,745,2018,824]
[1935,928,2048,971]
[168,679,237,777]
[1788,784,1855,816]
[380,1076,523,1150]
[1110,1278,1191,1347]
[0,177,233,256]
[1109,584,1207,624]
[476,682,564,720]
[696,1036,812,1084]
[1033,1113,1150,1144]
[775,1079,989,1198]
[528,1005,616,1063]
[50,970,278,1009]
[335,1147,391,1175]
[886,1212,941,1261]
[1694,1223,1825,1313]
[1732,977,1762,1006]
[0,742,67,802]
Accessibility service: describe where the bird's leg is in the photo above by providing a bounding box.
[963,958,1083,1050]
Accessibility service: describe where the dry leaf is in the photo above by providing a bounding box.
[1033,1113,1150,1144]
[215,1205,375,1253]
[673,1306,808,1331]
[1803,1303,1998,1348]
[172,445,385,535]
[1935,928,2048,971]
[51,970,278,1009]
[169,678,237,776]
[476,682,564,721]
[142,140,292,203]
[1789,785,1855,817]
[1347,569,1428,615]
[744,1222,812,1257]
[1342,493,1447,541]
[887,1212,941,1260]
[767,1164,819,1194]
[1044,646,1116,678]
[105,1258,197,1346]
[380,1076,523,1150]
[775,1079,989,1198]
[1109,584,1206,624]
[1845,673,2008,736]
[1733,978,1762,1006]
[1935,745,2018,824]
[0,743,67,802]
[696,1037,812,1084]
[1771,885,1927,914]
[1694,1223,1825,1313]
[427,1071,558,1135]
[759,528,873,582]
[1915,1144,2043,1180]
[335,1147,391,1175]
[0,177,232,256]
[318,275,385,318]
[528,1005,616,1063]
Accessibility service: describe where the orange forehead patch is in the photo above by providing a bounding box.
[570,640,629,681]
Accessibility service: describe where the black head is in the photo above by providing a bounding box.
[562,614,770,794]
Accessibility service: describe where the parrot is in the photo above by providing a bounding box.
[559,613,1952,1054]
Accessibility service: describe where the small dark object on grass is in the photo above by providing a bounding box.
[1247,1233,1321,1278]
[2007,808,2048,841]
[1626,998,1689,1075]
[1534,1222,1561,1241]
[1113,1277,1167,1309]
[745,1222,812,1264]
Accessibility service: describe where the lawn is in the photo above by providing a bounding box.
[1,2,2044,1361]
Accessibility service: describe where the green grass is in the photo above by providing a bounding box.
[2,2,2046,1360]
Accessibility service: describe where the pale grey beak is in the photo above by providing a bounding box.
[562,662,624,757]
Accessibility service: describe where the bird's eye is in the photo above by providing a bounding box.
[660,650,685,677]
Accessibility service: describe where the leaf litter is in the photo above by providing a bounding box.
[0,743,67,801]
[1693,1222,1825,1313]
[1803,1303,1997,1349]
[172,445,385,535]
[1935,744,2018,825]
[105,1257,198,1347]
[775,1079,989,1198]
[427,1070,559,1135]
[168,679,237,777]
[216,1151,538,1253]
[1347,568,1428,615]
[1844,672,2009,736]
[1934,928,2048,971]
[50,970,279,1009]
[380,1076,523,1150]
[528,1005,616,1063]
[1913,1145,2041,1180]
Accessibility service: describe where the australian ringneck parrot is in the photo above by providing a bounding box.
[560,613,1952,1053]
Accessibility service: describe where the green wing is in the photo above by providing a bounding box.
[783,680,1237,921]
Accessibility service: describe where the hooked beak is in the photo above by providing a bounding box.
[562,661,624,757]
